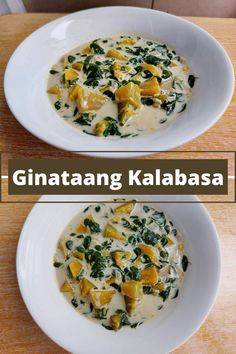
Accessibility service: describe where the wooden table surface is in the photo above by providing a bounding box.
[0,13,236,354]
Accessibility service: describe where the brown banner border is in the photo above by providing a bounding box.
[1,151,235,204]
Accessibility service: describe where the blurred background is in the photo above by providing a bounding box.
[1,0,236,17]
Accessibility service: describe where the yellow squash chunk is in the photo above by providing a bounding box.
[141,265,159,285]
[119,38,137,45]
[99,86,113,94]
[76,223,88,234]
[105,276,117,285]
[154,281,165,292]
[80,278,95,298]
[112,251,132,267]
[111,215,121,223]
[47,85,61,97]
[178,243,185,252]
[132,73,142,81]
[59,240,68,258]
[72,250,84,260]
[90,289,116,309]
[167,238,174,246]
[68,85,106,112]
[112,62,123,81]
[124,296,139,315]
[138,244,158,263]
[132,256,142,268]
[106,49,128,61]
[60,281,74,295]
[82,46,92,54]
[110,314,121,331]
[124,65,132,72]
[87,92,107,111]
[121,281,143,300]
[72,62,83,71]
[158,94,168,103]
[64,68,78,82]
[104,223,126,241]
[140,77,160,96]
[95,119,109,137]
[169,61,177,67]
[115,201,136,214]
[68,84,80,101]
[140,64,161,77]
[115,82,141,109]
[68,260,83,278]
[118,102,136,126]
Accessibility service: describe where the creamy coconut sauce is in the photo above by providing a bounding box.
[54,201,189,331]
[47,36,195,138]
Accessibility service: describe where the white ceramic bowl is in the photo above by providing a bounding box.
[17,195,221,354]
[4,7,234,158]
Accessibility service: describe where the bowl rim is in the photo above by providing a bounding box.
[4,6,235,158]
[16,194,222,353]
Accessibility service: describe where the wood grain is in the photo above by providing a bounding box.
[0,192,236,353]
[0,14,235,153]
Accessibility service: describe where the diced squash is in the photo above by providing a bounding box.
[132,73,142,81]
[82,46,92,54]
[105,276,117,285]
[76,223,87,234]
[72,250,84,260]
[68,260,83,278]
[115,82,141,109]
[140,64,161,77]
[124,65,132,72]
[68,84,83,101]
[104,223,126,241]
[101,250,110,257]
[110,314,121,331]
[141,265,159,285]
[64,68,78,82]
[112,62,123,81]
[72,62,83,70]
[80,278,95,298]
[119,38,137,45]
[121,281,143,300]
[87,92,107,111]
[47,85,61,97]
[60,281,74,295]
[99,86,113,94]
[167,238,174,246]
[68,84,106,112]
[90,289,116,309]
[124,296,139,315]
[112,251,132,267]
[169,61,177,67]
[183,65,189,73]
[138,244,158,263]
[118,102,136,125]
[115,201,136,214]
[59,240,68,258]
[154,281,165,292]
[111,215,121,223]
[178,243,185,252]
[158,94,168,103]
[132,256,142,268]
[106,49,128,61]
[95,119,109,137]
[140,77,160,96]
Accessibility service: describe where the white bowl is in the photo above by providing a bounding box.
[4,7,234,158]
[17,195,221,354]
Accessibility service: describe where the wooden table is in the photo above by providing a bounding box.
[0,13,236,354]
